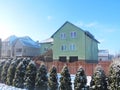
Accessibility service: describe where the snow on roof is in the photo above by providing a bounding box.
[40,38,53,43]
[4,35,40,48]
[4,35,18,45]
[18,36,40,48]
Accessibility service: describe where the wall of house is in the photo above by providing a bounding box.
[1,41,11,57]
[14,40,40,57]
[40,43,53,55]
[14,40,23,56]
[22,46,40,57]
[53,22,86,61]
[85,35,98,62]
[98,56,109,61]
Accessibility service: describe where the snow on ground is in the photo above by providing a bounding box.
[0,75,91,90]
[70,75,91,90]
[57,74,91,86]
[0,83,26,90]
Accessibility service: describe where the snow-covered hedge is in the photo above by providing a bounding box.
[0,58,120,90]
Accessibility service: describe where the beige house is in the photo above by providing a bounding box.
[1,35,40,58]
[14,37,40,57]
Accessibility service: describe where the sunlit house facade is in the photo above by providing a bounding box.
[41,21,99,62]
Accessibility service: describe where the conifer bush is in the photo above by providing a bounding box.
[107,59,120,90]
[6,58,21,85]
[24,61,37,90]
[0,60,6,82]
[13,58,30,88]
[90,65,107,90]
[59,65,72,90]
[48,65,58,90]
[1,59,11,83]
[35,63,48,90]
[74,66,88,90]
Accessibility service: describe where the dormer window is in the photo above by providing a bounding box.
[60,33,66,39]
[70,31,76,38]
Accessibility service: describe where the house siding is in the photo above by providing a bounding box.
[1,41,11,57]
[52,22,98,62]
[14,38,40,57]
[22,46,40,56]
[85,35,98,62]
[40,43,52,55]
[14,40,23,56]
[53,22,86,61]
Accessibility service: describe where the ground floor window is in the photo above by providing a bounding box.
[16,48,22,52]
[69,56,78,62]
[59,56,67,62]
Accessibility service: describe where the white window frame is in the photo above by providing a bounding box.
[61,44,67,51]
[60,33,66,39]
[16,48,22,52]
[70,31,76,38]
[69,44,76,51]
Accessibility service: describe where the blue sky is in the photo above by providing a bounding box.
[0,0,120,55]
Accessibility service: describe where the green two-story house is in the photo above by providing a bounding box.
[40,21,99,63]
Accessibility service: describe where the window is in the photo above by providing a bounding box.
[59,56,67,62]
[16,48,22,52]
[70,31,76,38]
[44,47,48,51]
[60,33,66,39]
[69,56,78,62]
[70,44,76,51]
[61,45,67,51]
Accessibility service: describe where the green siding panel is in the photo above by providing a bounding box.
[40,43,53,54]
[51,21,98,62]
[85,35,98,61]
[53,22,86,60]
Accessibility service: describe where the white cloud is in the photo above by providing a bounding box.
[75,21,117,34]
[85,22,98,28]
[75,21,98,28]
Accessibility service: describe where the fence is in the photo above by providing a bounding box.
[35,60,112,76]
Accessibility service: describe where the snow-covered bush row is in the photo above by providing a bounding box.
[0,58,120,90]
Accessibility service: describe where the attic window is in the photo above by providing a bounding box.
[70,31,76,38]
[60,33,66,39]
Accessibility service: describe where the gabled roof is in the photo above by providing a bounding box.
[18,36,40,48]
[51,21,84,37]
[85,31,99,43]
[51,21,99,43]
[4,35,40,48]
[4,35,18,45]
